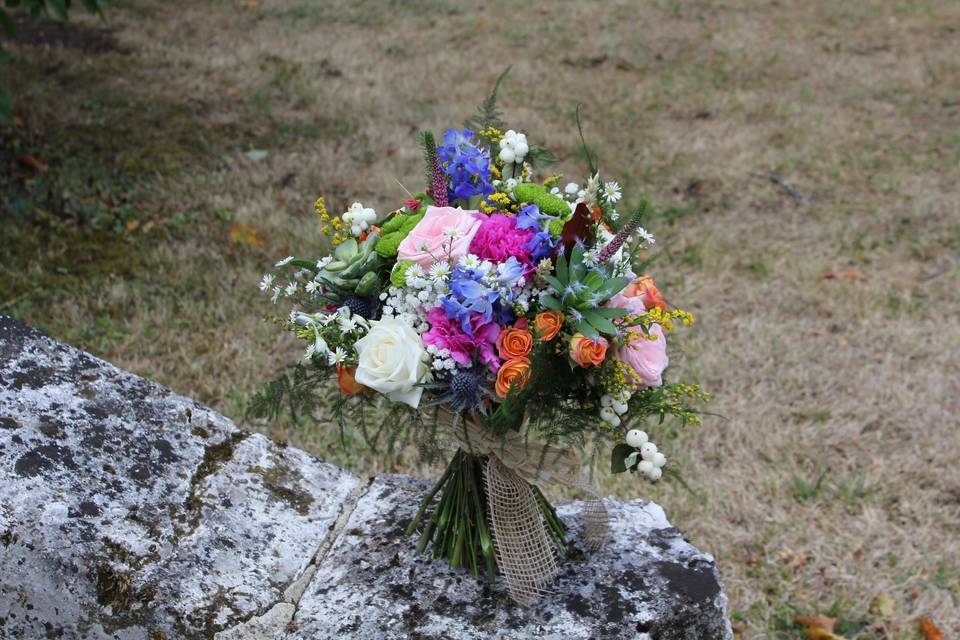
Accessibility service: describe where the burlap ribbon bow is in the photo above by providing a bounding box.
[444,413,610,605]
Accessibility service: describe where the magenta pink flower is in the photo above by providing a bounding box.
[468,213,535,265]
[422,307,501,372]
[616,323,669,388]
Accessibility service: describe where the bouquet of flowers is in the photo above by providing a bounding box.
[255,75,707,604]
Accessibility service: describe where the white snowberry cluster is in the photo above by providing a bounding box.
[625,429,667,481]
[498,130,528,165]
[599,391,632,427]
[342,202,377,237]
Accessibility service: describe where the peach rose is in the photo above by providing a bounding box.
[496,327,533,360]
[569,334,609,368]
[623,275,667,311]
[533,310,563,341]
[337,365,365,395]
[397,206,482,269]
[495,357,532,398]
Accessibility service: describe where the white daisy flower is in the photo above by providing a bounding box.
[337,314,358,333]
[604,181,622,203]
[429,262,451,281]
[637,228,655,245]
[316,257,333,270]
[276,256,294,267]
[442,227,461,239]
[459,254,481,270]
[284,282,298,296]
[259,274,275,291]
[327,347,347,366]
[305,281,320,294]
[271,287,282,304]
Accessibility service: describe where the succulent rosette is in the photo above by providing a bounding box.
[255,73,709,604]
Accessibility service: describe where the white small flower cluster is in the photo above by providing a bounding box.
[624,429,667,481]
[498,130,528,165]
[379,263,449,331]
[599,390,632,427]
[342,202,377,237]
[292,307,367,363]
[425,344,458,372]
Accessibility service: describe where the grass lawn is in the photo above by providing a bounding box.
[2,0,958,637]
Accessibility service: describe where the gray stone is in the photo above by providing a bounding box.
[290,475,732,640]
[0,315,732,639]
[0,316,360,639]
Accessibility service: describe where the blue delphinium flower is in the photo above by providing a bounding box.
[524,230,558,262]
[437,128,494,201]
[515,204,548,231]
[443,264,499,334]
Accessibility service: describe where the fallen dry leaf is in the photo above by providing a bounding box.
[821,270,866,281]
[229,223,266,247]
[795,615,837,632]
[17,154,48,173]
[126,219,140,232]
[870,592,895,618]
[917,617,944,640]
[796,614,844,640]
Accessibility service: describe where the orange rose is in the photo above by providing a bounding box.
[569,334,609,368]
[337,365,365,395]
[495,357,532,398]
[533,310,563,341]
[624,275,667,311]
[496,327,533,360]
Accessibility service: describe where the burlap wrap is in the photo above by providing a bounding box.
[440,411,609,605]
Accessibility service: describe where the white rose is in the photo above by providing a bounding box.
[353,319,429,408]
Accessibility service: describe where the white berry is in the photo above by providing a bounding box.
[625,429,648,448]
[600,394,614,408]
[499,148,516,164]
[640,442,658,460]
[611,401,628,415]
[637,460,654,476]
[652,452,667,468]
[648,466,663,481]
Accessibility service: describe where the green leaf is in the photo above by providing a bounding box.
[540,295,562,312]
[589,307,630,319]
[574,320,597,338]
[543,275,564,293]
[570,244,586,280]
[581,309,618,334]
[583,270,604,292]
[245,148,268,162]
[526,145,557,170]
[334,238,358,262]
[597,276,631,300]
[611,443,634,474]
[554,251,568,283]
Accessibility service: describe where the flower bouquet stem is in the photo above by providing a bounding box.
[405,448,567,584]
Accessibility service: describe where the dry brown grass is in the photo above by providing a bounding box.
[2,0,959,636]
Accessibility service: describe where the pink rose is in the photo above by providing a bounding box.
[397,206,482,268]
[616,323,668,388]
[606,292,647,317]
